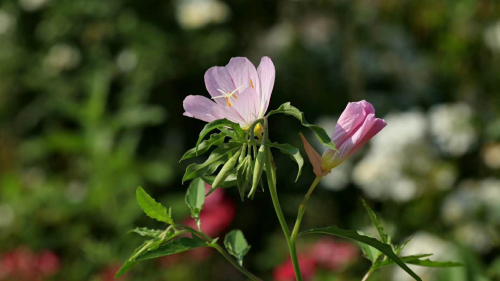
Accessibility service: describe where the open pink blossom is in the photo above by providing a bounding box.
[301,100,386,176]
[183,57,275,129]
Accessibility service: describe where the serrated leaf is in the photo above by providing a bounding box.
[266,103,336,150]
[372,254,434,269]
[136,187,173,224]
[129,227,163,238]
[300,226,422,281]
[182,142,241,183]
[135,237,208,261]
[196,119,244,152]
[361,199,389,244]
[224,230,251,266]
[407,259,463,267]
[267,141,303,181]
[186,178,206,228]
[180,133,226,161]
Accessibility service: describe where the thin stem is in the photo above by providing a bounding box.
[262,118,303,281]
[361,268,374,281]
[291,176,322,240]
[175,224,261,281]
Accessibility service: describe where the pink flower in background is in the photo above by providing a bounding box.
[99,264,127,281]
[273,255,317,281]
[301,100,386,176]
[0,247,60,281]
[309,238,357,271]
[183,56,275,129]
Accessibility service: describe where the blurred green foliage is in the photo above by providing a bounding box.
[0,0,499,280]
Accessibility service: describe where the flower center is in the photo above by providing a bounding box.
[212,85,243,107]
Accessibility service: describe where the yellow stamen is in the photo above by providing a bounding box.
[250,79,255,89]
[225,97,232,107]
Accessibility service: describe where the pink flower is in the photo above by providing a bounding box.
[183,57,275,129]
[273,255,317,281]
[309,238,357,271]
[0,247,60,281]
[301,100,386,176]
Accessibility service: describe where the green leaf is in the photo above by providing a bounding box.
[224,230,251,266]
[115,241,149,278]
[372,254,434,269]
[236,155,252,201]
[182,142,241,183]
[361,199,389,243]
[358,242,382,263]
[300,226,422,281]
[180,133,226,161]
[395,238,412,255]
[267,141,303,181]
[407,259,463,268]
[136,187,173,224]
[266,102,336,150]
[135,237,208,261]
[196,119,244,152]
[129,227,163,238]
[186,178,206,228]
[202,173,237,188]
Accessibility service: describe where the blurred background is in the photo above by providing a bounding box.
[0,0,499,280]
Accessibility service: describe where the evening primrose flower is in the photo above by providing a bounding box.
[300,100,386,176]
[183,56,275,130]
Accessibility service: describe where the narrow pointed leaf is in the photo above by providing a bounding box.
[129,227,163,238]
[196,119,244,152]
[181,133,226,161]
[362,199,389,243]
[266,103,336,150]
[372,254,434,269]
[267,141,303,181]
[135,237,208,261]
[395,238,413,255]
[300,226,422,281]
[224,230,251,266]
[136,187,173,224]
[407,259,463,268]
[358,242,382,263]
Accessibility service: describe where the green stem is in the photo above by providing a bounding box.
[291,176,322,240]
[361,267,374,281]
[262,118,303,281]
[175,224,261,281]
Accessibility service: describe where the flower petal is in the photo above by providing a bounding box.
[232,86,261,128]
[334,114,386,161]
[300,133,326,177]
[209,103,246,126]
[204,66,238,106]
[330,100,374,147]
[225,57,260,98]
[257,56,275,116]
[183,95,218,122]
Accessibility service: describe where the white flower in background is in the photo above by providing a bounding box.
[299,15,335,48]
[116,49,138,72]
[482,142,500,169]
[392,232,460,281]
[176,0,230,30]
[43,44,81,74]
[321,160,351,191]
[19,0,50,12]
[353,111,428,202]
[455,222,493,253]
[429,103,476,157]
[484,21,500,53]
[0,10,15,35]
[260,22,294,54]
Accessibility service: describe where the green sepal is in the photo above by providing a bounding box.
[224,230,251,266]
[182,142,241,183]
[180,133,226,161]
[202,174,237,188]
[208,149,242,195]
[196,119,244,153]
[300,226,422,281]
[266,102,336,150]
[136,187,173,224]
[249,145,266,198]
